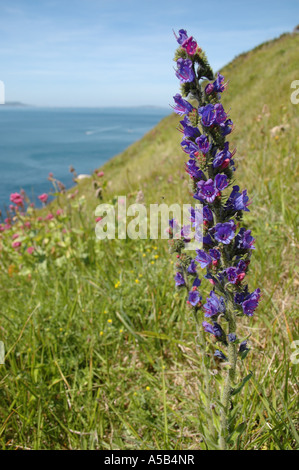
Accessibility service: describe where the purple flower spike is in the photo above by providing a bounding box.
[170,30,261,417]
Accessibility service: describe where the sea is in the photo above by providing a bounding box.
[0,106,171,212]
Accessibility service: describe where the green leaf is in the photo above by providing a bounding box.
[231,372,253,396]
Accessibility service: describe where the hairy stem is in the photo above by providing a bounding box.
[219,301,237,450]
[193,312,217,442]
[181,263,217,442]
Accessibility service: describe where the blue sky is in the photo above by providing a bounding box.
[1,0,298,107]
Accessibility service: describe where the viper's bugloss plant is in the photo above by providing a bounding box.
[170,29,261,450]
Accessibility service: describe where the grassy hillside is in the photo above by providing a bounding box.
[0,32,298,450]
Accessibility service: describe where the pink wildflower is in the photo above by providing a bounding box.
[10,193,24,207]
[12,241,21,249]
[38,193,48,204]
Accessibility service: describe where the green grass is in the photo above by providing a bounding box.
[0,32,298,450]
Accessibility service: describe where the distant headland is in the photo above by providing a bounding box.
[1,101,31,107]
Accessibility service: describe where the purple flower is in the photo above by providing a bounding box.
[181,225,192,242]
[226,186,250,212]
[169,218,179,234]
[204,272,218,286]
[236,260,247,273]
[198,104,216,127]
[203,206,213,223]
[195,174,228,203]
[196,179,217,203]
[181,36,198,55]
[205,73,226,95]
[209,248,221,260]
[213,73,226,93]
[239,340,249,353]
[228,333,237,343]
[213,142,233,169]
[175,58,195,83]
[188,290,202,306]
[189,206,204,229]
[172,93,194,116]
[214,173,229,191]
[193,277,201,288]
[220,118,234,136]
[195,135,210,154]
[195,249,212,268]
[235,228,255,250]
[214,220,236,245]
[203,321,225,339]
[225,185,240,210]
[187,259,197,274]
[203,291,226,317]
[204,83,215,95]
[234,286,249,305]
[179,117,200,139]
[214,350,228,361]
[203,233,214,246]
[234,190,250,212]
[226,267,239,284]
[174,272,185,286]
[214,103,227,124]
[174,29,188,45]
[202,321,215,335]
[185,159,205,179]
[241,288,261,316]
[181,139,200,156]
